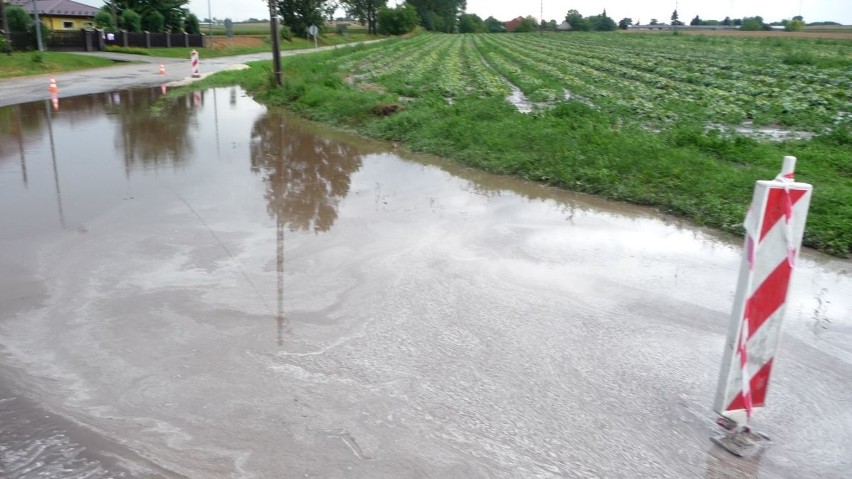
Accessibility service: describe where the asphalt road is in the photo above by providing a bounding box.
[0,42,377,108]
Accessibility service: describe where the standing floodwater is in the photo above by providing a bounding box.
[1,88,851,478]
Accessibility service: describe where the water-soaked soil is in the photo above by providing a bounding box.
[1,87,850,478]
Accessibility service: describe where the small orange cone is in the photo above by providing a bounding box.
[48,78,58,93]
[159,64,166,75]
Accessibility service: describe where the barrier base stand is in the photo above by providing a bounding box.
[711,417,771,457]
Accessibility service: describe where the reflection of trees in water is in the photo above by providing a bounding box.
[249,111,363,233]
[0,103,45,169]
[0,89,198,176]
[249,111,364,345]
[110,89,196,171]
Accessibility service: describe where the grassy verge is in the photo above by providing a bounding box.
[183,41,851,258]
[0,51,116,79]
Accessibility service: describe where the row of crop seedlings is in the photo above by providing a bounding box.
[460,35,509,98]
[472,35,546,95]
[433,35,466,98]
[494,34,751,124]
[341,33,451,96]
[538,35,849,128]
[373,34,457,98]
[494,34,827,127]
[556,34,849,107]
[336,34,437,81]
[475,34,661,119]
[538,34,824,96]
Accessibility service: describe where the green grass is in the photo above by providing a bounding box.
[167,33,852,258]
[0,51,117,79]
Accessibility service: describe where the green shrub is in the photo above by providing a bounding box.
[31,51,45,65]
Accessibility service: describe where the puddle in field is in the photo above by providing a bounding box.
[707,122,815,141]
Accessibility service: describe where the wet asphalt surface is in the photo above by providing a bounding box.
[1,51,851,479]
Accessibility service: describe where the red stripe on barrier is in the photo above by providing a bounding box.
[727,359,774,410]
[760,188,807,241]
[746,260,792,337]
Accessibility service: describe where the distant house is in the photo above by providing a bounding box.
[557,21,572,31]
[504,16,525,32]
[6,0,99,31]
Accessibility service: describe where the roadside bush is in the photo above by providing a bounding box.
[184,13,200,34]
[5,5,31,32]
[121,9,141,32]
[95,10,115,32]
[30,51,45,65]
[280,25,292,41]
[141,10,164,32]
[377,3,419,35]
[785,19,805,31]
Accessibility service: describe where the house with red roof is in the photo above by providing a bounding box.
[504,16,525,32]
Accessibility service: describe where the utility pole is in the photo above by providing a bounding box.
[268,0,282,86]
[32,0,44,51]
[1,0,12,55]
[540,0,543,35]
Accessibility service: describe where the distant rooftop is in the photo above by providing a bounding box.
[7,0,100,17]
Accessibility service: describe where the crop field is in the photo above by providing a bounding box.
[341,33,851,133]
[202,32,852,256]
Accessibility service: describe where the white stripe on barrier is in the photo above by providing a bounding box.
[713,157,812,428]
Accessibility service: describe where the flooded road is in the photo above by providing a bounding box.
[1,88,851,478]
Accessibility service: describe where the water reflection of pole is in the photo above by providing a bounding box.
[44,100,66,228]
[14,107,28,187]
[276,220,285,346]
[213,88,221,159]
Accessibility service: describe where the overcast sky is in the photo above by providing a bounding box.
[181,0,851,25]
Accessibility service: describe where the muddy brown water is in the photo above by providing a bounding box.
[1,88,850,478]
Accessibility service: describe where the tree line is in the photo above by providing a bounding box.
[2,0,824,47]
[91,1,202,34]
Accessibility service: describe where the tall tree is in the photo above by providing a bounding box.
[564,9,589,31]
[278,0,327,37]
[377,2,418,35]
[670,9,682,26]
[483,15,504,33]
[105,1,189,32]
[458,12,484,33]
[407,0,465,33]
[4,5,30,32]
[341,0,384,35]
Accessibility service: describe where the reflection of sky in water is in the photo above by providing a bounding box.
[342,151,852,367]
[0,88,268,240]
[2,87,850,367]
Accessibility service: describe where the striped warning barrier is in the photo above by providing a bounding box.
[191,49,201,78]
[714,156,812,429]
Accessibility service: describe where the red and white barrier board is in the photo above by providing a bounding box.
[714,157,812,426]
[191,49,201,78]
